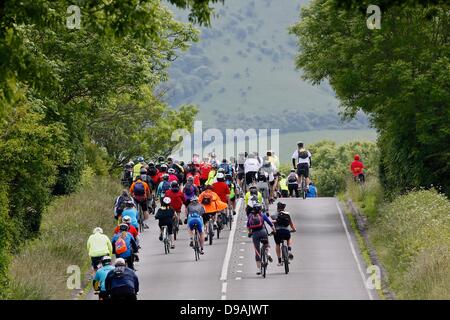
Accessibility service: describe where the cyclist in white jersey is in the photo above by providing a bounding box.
[291,141,312,190]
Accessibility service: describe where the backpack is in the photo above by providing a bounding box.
[148,167,158,176]
[257,170,268,182]
[248,213,264,229]
[184,184,195,197]
[115,235,128,255]
[298,148,309,159]
[288,174,297,183]
[134,181,145,196]
[276,212,290,228]
[220,163,231,174]
[161,180,170,193]
[202,194,212,205]
[117,195,130,210]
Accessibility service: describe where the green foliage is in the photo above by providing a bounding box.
[8,177,121,300]
[306,140,379,196]
[371,189,450,299]
[290,0,450,196]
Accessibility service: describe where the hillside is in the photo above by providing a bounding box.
[163,0,371,132]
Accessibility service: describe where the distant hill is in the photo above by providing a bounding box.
[162,0,371,132]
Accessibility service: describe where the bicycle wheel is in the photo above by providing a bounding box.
[216,215,221,239]
[282,244,289,274]
[301,178,307,199]
[194,230,200,261]
[208,220,214,245]
[260,247,267,278]
[228,209,233,230]
[173,219,179,241]
[138,204,144,233]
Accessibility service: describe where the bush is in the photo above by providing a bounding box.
[371,189,450,299]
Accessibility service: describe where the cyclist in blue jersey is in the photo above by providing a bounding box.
[93,256,115,300]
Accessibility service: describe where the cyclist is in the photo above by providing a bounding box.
[156,173,171,200]
[183,176,199,223]
[212,172,231,227]
[287,169,300,198]
[219,158,233,176]
[87,227,113,271]
[111,224,139,270]
[129,176,150,229]
[187,197,206,254]
[271,202,296,266]
[156,156,166,170]
[114,216,138,240]
[306,181,318,197]
[147,162,160,190]
[121,200,139,230]
[292,141,312,191]
[256,168,270,212]
[244,153,261,187]
[155,197,175,249]
[260,158,277,203]
[247,203,275,275]
[236,152,247,194]
[199,158,212,187]
[225,173,237,215]
[279,174,289,198]
[93,256,115,300]
[167,168,179,183]
[122,162,134,187]
[266,150,280,169]
[105,258,139,300]
[198,185,228,239]
[186,162,201,187]
[351,154,365,183]
[165,181,186,225]
[133,156,146,178]
[244,185,263,216]
[114,190,132,222]
[205,161,219,185]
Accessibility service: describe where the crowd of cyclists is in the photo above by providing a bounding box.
[86,141,366,299]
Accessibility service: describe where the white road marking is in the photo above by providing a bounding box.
[235,277,242,280]
[336,202,374,300]
[219,198,243,300]
[239,256,244,259]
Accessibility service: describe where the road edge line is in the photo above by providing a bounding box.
[336,202,374,300]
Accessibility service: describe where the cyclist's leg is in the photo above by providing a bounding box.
[274,232,282,262]
[167,222,174,247]
[251,232,262,271]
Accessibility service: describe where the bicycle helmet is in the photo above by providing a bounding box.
[160,164,168,171]
[297,141,304,146]
[217,167,225,173]
[93,227,103,234]
[168,168,176,174]
[187,176,194,183]
[252,203,263,212]
[170,181,179,189]
[277,202,286,210]
[162,173,169,181]
[101,256,112,265]
[354,154,360,161]
[140,168,147,174]
[212,162,219,169]
[162,196,171,205]
[158,156,165,162]
[115,258,126,266]
[122,216,131,223]
[137,156,144,162]
[119,223,129,232]
[190,196,198,202]
[216,172,225,180]
[148,161,155,167]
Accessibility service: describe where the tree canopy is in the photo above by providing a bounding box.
[290,0,450,197]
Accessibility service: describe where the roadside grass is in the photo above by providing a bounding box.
[346,176,383,223]
[8,169,121,299]
[370,189,450,299]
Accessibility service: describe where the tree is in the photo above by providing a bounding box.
[290,0,450,196]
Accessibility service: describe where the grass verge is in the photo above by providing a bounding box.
[8,170,121,299]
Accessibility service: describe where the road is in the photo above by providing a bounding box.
[89,197,378,300]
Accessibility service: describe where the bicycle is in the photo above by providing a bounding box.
[216,211,227,239]
[259,239,270,278]
[280,230,296,274]
[162,225,170,254]
[137,203,144,233]
[193,224,201,261]
[207,218,214,245]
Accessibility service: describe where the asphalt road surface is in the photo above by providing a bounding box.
[89,197,378,300]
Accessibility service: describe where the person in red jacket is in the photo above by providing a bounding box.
[212,173,230,204]
[350,154,365,183]
[114,216,139,240]
[199,159,212,187]
[165,181,186,225]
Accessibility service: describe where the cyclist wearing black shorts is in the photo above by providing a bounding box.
[291,141,312,189]
[271,202,296,266]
